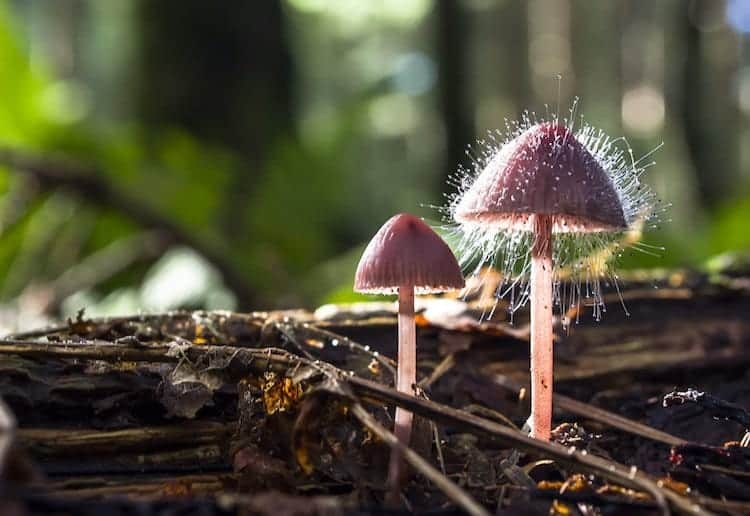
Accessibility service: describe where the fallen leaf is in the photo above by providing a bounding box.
[262,372,303,415]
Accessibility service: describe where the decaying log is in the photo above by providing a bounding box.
[0,264,750,514]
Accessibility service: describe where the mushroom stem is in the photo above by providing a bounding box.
[386,284,416,501]
[530,214,553,440]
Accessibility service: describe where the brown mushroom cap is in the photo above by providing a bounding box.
[354,213,465,295]
[454,122,628,233]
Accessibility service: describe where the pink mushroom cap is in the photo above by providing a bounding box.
[354,213,465,295]
[454,122,628,233]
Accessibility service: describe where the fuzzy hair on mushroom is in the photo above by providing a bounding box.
[446,108,661,322]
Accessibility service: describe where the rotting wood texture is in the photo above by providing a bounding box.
[1,263,750,515]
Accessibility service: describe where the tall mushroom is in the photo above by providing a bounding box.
[354,213,464,498]
[452,121,653,441]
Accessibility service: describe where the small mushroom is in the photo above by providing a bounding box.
[354,213,464,497]
[453,122,633,441]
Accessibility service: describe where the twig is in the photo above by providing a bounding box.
[493,374,687,446]
[462,403,520,431]
[0,148,258,308]
[272,320,397,377]
[347,397,490,516]
[431,421,447,475]
[418,353,455,389]
[664,388,750,429]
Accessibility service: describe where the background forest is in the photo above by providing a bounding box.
[0,0,747,330]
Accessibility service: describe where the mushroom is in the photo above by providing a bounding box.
[354,213,464,496]
[452,121,643,441]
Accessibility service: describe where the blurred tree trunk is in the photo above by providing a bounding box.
[503,1,531,113]
[676,0,739,209]
[571,0,622,133]
[136,0,294,234]
[436,0,475,188]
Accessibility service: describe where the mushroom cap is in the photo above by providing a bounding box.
[454,122,628,233]
[354,213,465,295]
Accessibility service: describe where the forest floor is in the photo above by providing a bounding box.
[1,262,750,515]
